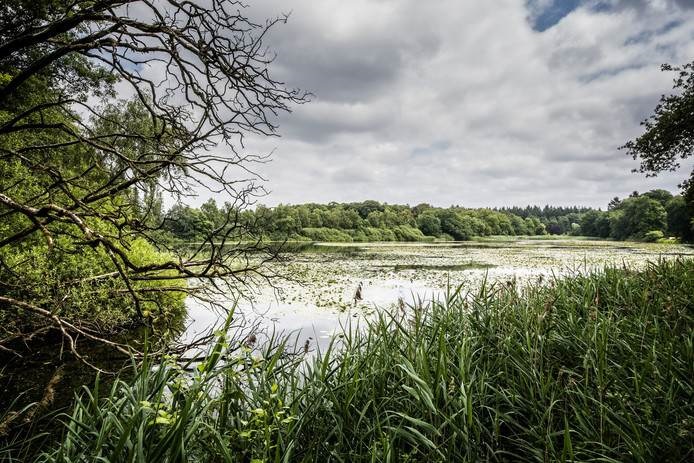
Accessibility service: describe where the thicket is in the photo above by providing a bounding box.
[12,259,692,462]
[0,144,188,339]
[0,0,304,356]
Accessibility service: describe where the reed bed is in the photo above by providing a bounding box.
[27,259,694,462]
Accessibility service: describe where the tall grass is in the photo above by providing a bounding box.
[35,259,693,462]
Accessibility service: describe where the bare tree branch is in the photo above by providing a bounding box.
[0,0,308,362]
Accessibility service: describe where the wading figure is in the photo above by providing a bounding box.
[244,334,257,348]
[397,296,406,314]
[353,282,363,305]
[397,286,406,314]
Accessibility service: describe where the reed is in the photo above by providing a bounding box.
[34,259,693,462]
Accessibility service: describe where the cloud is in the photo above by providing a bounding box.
[525,0,694,32]
[280,100,394,143]
[526,0,582,31]
[182,0,694,209]
[604,0,694,11]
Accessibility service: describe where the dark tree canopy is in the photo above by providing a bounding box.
[622,61,694,192]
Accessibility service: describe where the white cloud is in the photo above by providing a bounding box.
[182,0,694,208]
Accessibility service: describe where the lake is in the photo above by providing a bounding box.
[3,237,692,453]
[181,238,694,352]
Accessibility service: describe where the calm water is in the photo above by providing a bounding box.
[180,238,694,352]
[2,238,693,455]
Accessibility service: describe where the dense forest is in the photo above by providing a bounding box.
[162,188,693,243]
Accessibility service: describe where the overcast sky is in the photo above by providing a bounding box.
[213,0,694,209]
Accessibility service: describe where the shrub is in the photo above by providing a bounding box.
[0,234,186,334]
[392,225,427,242]
[643,230,665,242]
[657,236,680,244]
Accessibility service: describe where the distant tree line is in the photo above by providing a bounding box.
[579,189,692,242]
[162,189,693,243]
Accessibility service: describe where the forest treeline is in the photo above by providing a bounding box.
[162,188,693,243]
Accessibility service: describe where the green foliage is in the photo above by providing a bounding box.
[416,212,441,236]
[0,129,187,335]
[35,259,694,462]
[579,210,612,238]
[161,191,694,244]
[1,72,191,336]
[665,195,693,241]
[622,61,694,220]
[2,0,306,353]
[392,225,427,242]
[166,201,554,243]
[622,62,694,180]
[164,204,216,241]
[578,190,691,242]
[33,311,303,463]
[609,196,667,240]
[436,233,455,241]
[643,230,665,242]
[300,227,354,242]
[0,231,186,333]
[350,227,397,242]
[433,210,469,240]
[642,189,673,206]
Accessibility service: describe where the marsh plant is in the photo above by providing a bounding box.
[22,259,694,462]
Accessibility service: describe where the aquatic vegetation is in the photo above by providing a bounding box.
[29,258,694,462]
[251,239,694,321]
[390,262,495,271]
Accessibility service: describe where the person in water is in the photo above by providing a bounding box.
[354,282,363,304]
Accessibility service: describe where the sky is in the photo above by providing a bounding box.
[203,0,694,209]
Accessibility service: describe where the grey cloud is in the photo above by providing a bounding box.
[280,101,392,143]
[194,0,694,209]
[255,1,441,104]
[548,45,603,70]
[578,64,648,83]
[547,151,618,163]
[623,19,683,45]
[411,140,452,158]
[603,0,694,10]
[330,164,377,184]
[273,40,404,103]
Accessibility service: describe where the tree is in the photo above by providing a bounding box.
[665,196,693,240]
[608,197,621,211]
[438,211,472,241]
[525,217,546,235]
[200,199,224,230]
[412,203,433,216]
[622,61,694,228]
[510,215,529,235]
[609,196,667,240]
[0,1,306,359]
[642,189,673,206]
[353,200,384,219]
[595,213,612,238]
[416,212,441,236]
[164,204,220,240]
[580,210,603,237]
